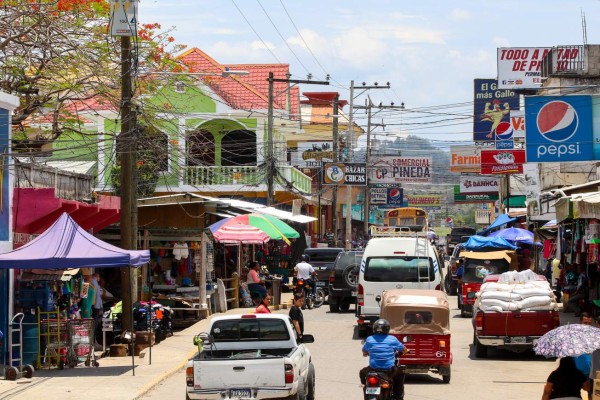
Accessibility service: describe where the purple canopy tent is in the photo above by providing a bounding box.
[0,212,149,374]
[0,212,149,269]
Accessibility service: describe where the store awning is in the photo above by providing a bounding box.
[21,268,80,281]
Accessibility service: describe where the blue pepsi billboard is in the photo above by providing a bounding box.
[387,187,403,206]
[525,95,593,162]
[473,79,520,142]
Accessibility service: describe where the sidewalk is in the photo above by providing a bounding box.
[0,293,294,400]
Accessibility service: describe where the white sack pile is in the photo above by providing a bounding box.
[476,270,557,312]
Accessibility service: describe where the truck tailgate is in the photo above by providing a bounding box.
[194,357,285,390]
[482,311,556,336]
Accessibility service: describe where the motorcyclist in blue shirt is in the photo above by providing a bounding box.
[359,319,409,400]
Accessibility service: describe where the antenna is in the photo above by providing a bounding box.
[582,9,588,46]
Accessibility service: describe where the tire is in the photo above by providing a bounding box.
[306,364,316,400]
[305,296,314,310]
[340,302,351,312]
[474,336,487,358]
[5,366,18,380]
[358,325,368,338]
[329,296,341,313]
[313,289,325,308]
[460,305,467,318]
[22,364,34,379]
[343,265,359,288]
[442,367,451,384]
[284,376,306,400]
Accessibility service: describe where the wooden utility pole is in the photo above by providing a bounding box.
[119,34,137,332]
[332,94,339,244]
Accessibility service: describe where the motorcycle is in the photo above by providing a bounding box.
[363,351,402,400]
[295,277,325,309]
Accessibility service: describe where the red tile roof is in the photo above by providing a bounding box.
[177,48,299,115]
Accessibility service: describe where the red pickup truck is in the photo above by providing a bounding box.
[472,273,560,358]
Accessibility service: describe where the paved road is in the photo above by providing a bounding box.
[142,298,560,400]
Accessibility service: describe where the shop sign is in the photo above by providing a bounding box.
[370,188,387,204]
[369,156,432,184]
[295,141,334,168]
[454,186,499,203]
[497,47,551,89]
[322,162,366,186]
[524,95,593,163]
[480,149,525,174]
[459,176,500,194]
[511,110,525,139]
[450,145,481,173]
[473,78,520,142]
[406,194,442,208]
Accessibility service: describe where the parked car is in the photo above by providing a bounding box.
[328,250,363,313]
[302,247,344,295]
[445,226,476,255]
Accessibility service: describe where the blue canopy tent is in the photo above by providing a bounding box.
[477,213,517,236]
[0,212,150,374]
[462,235,518,251]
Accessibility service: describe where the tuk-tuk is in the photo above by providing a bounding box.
[379,289,452,384]
[458,250,516,317]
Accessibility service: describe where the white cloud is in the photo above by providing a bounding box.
[286,29,328,52]
[331,28,389,69]
[449,9,472,21]
[492,36,511,48]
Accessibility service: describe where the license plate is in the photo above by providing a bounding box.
[511,336,526,344]
[467,292,476,299]
[316,281,325,287]
[365,387,381,395]
[230,389,252,398]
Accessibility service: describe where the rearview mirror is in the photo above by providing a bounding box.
[301,334,315,343]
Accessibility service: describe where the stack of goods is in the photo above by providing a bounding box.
[476,270,558,312]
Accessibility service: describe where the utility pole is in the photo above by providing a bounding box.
[344,81,354,250]
[266,74,329,206]
[332,94,339,245]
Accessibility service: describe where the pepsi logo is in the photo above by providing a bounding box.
[536,100,578,143]
[389,189,402,200]
[495,121,513,141]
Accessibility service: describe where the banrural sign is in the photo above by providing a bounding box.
[450,146,480,173]
[369,157,432,184]
[454,186,499,203]
[459,176,500,194]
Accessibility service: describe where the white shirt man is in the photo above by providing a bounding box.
[295,261,315,280]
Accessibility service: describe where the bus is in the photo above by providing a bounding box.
[383,207,428,232]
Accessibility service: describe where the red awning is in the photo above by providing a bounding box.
[13,188,120,239]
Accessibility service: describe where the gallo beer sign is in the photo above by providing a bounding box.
[370,156,432,184]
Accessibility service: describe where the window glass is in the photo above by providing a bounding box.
[364,257,434,282]
[404,311,433,324]
[211,319,290,341]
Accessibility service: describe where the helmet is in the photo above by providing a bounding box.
[300,254,310,262]
[372,319,390,334]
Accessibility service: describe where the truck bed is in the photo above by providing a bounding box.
[479,310,556,336]
[200,348,294,359]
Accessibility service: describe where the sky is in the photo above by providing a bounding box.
[139,0,600,146]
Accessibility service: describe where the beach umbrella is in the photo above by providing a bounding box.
[208,214,299,244]
[211,223,270,244]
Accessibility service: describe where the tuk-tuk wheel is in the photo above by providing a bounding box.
[5,366,18,380]
[442,369,451,384]
[22,364,34,379]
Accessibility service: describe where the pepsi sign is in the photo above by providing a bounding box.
[387,187,403,206]
[524,95,593,162]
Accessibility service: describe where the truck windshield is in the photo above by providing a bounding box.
[364,257,435,282]
[463,259,508,282]
[211,319,291,342]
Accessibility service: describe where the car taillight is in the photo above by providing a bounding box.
[284,364,294,384]
[186,367,194,387]
[297,279,304,286]
[367,376,379,386]
[438,340,446,349]
[358,284,364,306]
[435,284,441,290]
[380,380,391,389]
[329,270,335,283]
[475,311,484,331]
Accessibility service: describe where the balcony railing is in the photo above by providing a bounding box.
[183,165,312,194]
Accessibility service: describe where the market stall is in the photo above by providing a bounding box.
[0,212,149,374]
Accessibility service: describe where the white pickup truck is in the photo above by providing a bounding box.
[185,313,315,400]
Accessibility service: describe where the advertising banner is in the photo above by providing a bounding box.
[109,0,139,37]
[450,145,481,173]
[322,162,366,186]
[386,187,404,206]
[454,186,499,203]
[497,47,550,89]
[406,194,442,208]
[459,176,500,194]
[370,156,432,184]
[480,149,526,174]
[295,141,333,168]
[524,95,593,163]
[473,79,519,142]
[370,187,403,206]
[370,188,387,205]
[510,110,525,139]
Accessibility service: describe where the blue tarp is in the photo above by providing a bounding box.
[462,235,518,251]
[477,213,517,235]
[489,227,542,246]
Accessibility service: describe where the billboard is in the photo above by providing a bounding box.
[459,176,500,194]
[524,95,593,163]
[454,185,499,203]
[480,149,526,174]
[473,79,520,142]
[294,141,333,168]
[497,47,550,89]
[450,145,481,173]
[370,187,403,206]
[322,162,366,186]
[369,157,432,184]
